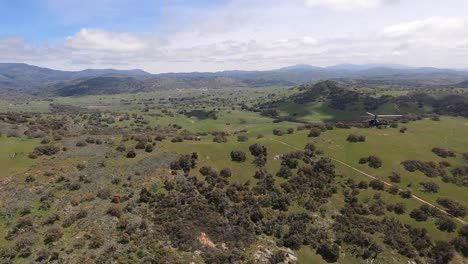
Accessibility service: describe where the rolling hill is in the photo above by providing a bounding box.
[2,63,468,96]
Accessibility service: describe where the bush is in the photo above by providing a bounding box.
[237,135,248,142]
[116,143,126,152]
[436,197,467,217]
[44,226,63,244]
[30,145,60,158]
[145,144,153,153]
[308,129,321,137]
[107,205,122,218]
[213,134,228,143]
[230,150,246,162]
[399,189,412,199]
[358,181,368,189]
[276,166,293,179]
[436,216,457,232]
[369,179,385,190]
[410,208,428,221]
[249,143,267,157]
[272,128,283,136]
[388,172,401,183]
[420,181,439,193]
[220,167,232,178]
[76,141,87,147]
[126,150,136,158]
[432,147,456,158]
[359,155,382,168]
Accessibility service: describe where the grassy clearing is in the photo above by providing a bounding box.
[0,136,39,178]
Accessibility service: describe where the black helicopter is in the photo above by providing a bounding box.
[366,112,402,127]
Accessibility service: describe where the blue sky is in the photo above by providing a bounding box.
[1,0,468,72]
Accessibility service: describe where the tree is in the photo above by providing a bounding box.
[308,129,321,137]
[316,242,340,263]
[393,203,406,215]
[126,150,136,158]
[367,155,382,168]
[369,179,385,190]
[249,143,267,157]
[388,172,401,183]
[431,241,454,264]
[145,144,153,153]
[276,166,293,179]
[230,150,246,162]
[220,167,232,178]
[347,134,359,142]
[399,189,412,199]
[237,135,248,142]
[410,208,428,221]
[420,181,439,193]
[435,216,457,232]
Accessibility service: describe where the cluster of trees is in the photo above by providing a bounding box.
[432,147,456,158]
[249,143,268,167]
[409,204,458,232]
[170,152,198,173]
[359,155,382,168]
[436,197,467,217]
[401,160,446,177]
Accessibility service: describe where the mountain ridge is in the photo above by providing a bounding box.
[2,62,468,96]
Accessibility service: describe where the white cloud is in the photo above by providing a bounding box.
[381,16,467,39]
[304,0,396,11]
[65,28,149,52]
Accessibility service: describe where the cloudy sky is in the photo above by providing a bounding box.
[1,0,468,73]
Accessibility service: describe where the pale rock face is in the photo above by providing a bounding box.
[254,246,297,263]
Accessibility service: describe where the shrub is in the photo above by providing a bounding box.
[399,189,412,199]
[388,172,401,183]
[145,144,153,153]
[220,167,232,178]
[44,226,63,244]
[420,181,439,193]
[116,144,126,152]
[249,143,267,157]
[276,166,293,179]
[410,208,428,221]
[76,141,87,147]
[107,205,123,218]
[432,147,456,158]
[30,145,60,157]
[436,197,467,217]
[135,140,146,149]
[357,181,368,189]
[272,128,283,136]
[126,150,136,158]
[237,135,248,142]
[231,150,246,162]
[369,179,385,190]
[308,129,321,137]
[359,155,382,168]
[436,216,457,232]
[213,134,228,143]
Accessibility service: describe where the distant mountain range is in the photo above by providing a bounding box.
[1,62,468,96]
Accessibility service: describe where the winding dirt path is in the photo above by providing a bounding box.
[269,138,468,225]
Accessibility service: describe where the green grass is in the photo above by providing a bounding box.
[0,136,39,178]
